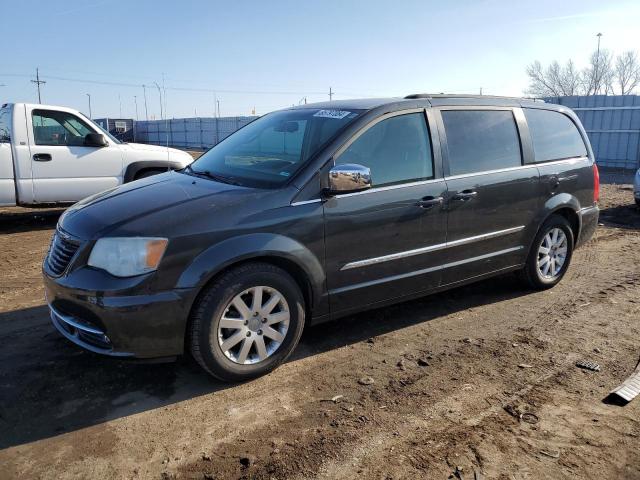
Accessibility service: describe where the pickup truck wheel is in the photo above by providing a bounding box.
[519,215,574,290]
[189,262,305,382]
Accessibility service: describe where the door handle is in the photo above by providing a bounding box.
[33,153,52,162]
[417,196,444,209]
[451,190,477,202]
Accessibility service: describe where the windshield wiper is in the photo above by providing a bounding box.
[185,166,244,186]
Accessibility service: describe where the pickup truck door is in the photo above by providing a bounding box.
[27,107,123,203]
[0,105,17,206]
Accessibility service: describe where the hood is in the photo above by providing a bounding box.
[59,171,278,240]
[120,142,193,166]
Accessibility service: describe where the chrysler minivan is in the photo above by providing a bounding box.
[43,95,599,381]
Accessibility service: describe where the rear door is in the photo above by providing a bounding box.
[324,109,448,314]
[436,107,540,286]
[27,107,123,203]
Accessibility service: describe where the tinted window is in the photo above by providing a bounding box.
[442,110,522,176]
[0,106,11,142]
[336,113,433,187]
[524,108,587,162]
[190,108,362,188]
[32,110,94,146]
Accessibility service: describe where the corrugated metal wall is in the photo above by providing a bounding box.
[544,95,640,170]
[133,116,258,149]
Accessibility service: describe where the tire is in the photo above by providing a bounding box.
[189,262,305,382]
[519,214,574,290]
[135,169,163,180]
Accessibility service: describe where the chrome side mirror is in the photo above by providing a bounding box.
[327,163,372,194]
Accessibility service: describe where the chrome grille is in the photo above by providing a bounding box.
[47,231,80,276]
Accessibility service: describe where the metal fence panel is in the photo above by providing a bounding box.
[133,116,257,149]
[545,95,640,170]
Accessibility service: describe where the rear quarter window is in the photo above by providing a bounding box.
[524,108,587,162]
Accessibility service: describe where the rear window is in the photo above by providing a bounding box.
[442,110,522,176]
[0,105,11,142]
[524,108,587,162]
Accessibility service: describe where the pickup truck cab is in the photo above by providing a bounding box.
[0,103,193,206]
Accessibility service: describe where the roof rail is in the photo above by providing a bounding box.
[404,93,545,102]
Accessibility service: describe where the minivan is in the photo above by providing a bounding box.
[43,95,600,381]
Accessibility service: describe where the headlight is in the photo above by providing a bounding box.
[88,237,168,277]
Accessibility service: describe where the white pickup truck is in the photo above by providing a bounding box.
[0,102,193,206]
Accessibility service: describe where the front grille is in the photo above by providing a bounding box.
[47,231,80,276]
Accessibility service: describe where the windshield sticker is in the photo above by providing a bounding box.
[313,109,351,119]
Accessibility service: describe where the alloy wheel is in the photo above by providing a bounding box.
[537,227,568,279]
[216,286,290,365]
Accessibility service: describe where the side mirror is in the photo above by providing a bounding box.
[327,163,372,195]
[84,133,108,147]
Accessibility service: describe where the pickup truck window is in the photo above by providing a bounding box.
[0,106,10,142]
[32,109,94,147]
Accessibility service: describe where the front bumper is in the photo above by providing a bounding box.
[44,268,195,358]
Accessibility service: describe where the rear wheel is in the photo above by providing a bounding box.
[519,215,574,290]
[189,263,305,382]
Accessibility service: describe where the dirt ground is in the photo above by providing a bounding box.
[1,179,639,480]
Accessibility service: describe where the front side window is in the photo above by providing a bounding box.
[524,108,588,162]
[32,110,94,146]
[189,108,362,188]
[442,110,522,176]
[336,112,433,187]
[0,106,11,142]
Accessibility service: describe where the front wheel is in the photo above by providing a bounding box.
[519,215,574,290]
[189,263,305,382]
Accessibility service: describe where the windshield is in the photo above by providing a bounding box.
[187,108,362,188]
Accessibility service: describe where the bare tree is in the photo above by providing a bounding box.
[581,49,614,95]
[526,60,582,97]
[615,51,640,94]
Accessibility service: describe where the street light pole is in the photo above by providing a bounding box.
[142,85,149,121]
[134,95,139,121]
[86,93,92,119]
[595,32,603,94]
[153,82,163,120]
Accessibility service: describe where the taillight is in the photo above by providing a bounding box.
[593,163,600,203]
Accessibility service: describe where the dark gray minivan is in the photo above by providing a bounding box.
[43,95,600,381]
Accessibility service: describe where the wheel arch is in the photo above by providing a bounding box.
[177,233,326,313]
[123,160,183,183]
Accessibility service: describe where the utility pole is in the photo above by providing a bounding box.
[86,93,92,119]
[142,85,149,121]
[31,68,46,104]
[594,32,603,94]
[329,87,333,101]
[134,95,139,121]
[217,99,220,118]
[479,87,483,95]
[153,82,163,120]
[118,94,122,118]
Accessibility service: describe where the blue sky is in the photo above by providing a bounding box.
[1,0,639,118]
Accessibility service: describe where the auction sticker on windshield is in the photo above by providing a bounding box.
[313,109,351,119]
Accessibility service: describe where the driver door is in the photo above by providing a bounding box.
[28,107,123,203]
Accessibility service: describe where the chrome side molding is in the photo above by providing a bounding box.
[341,226,525,271]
